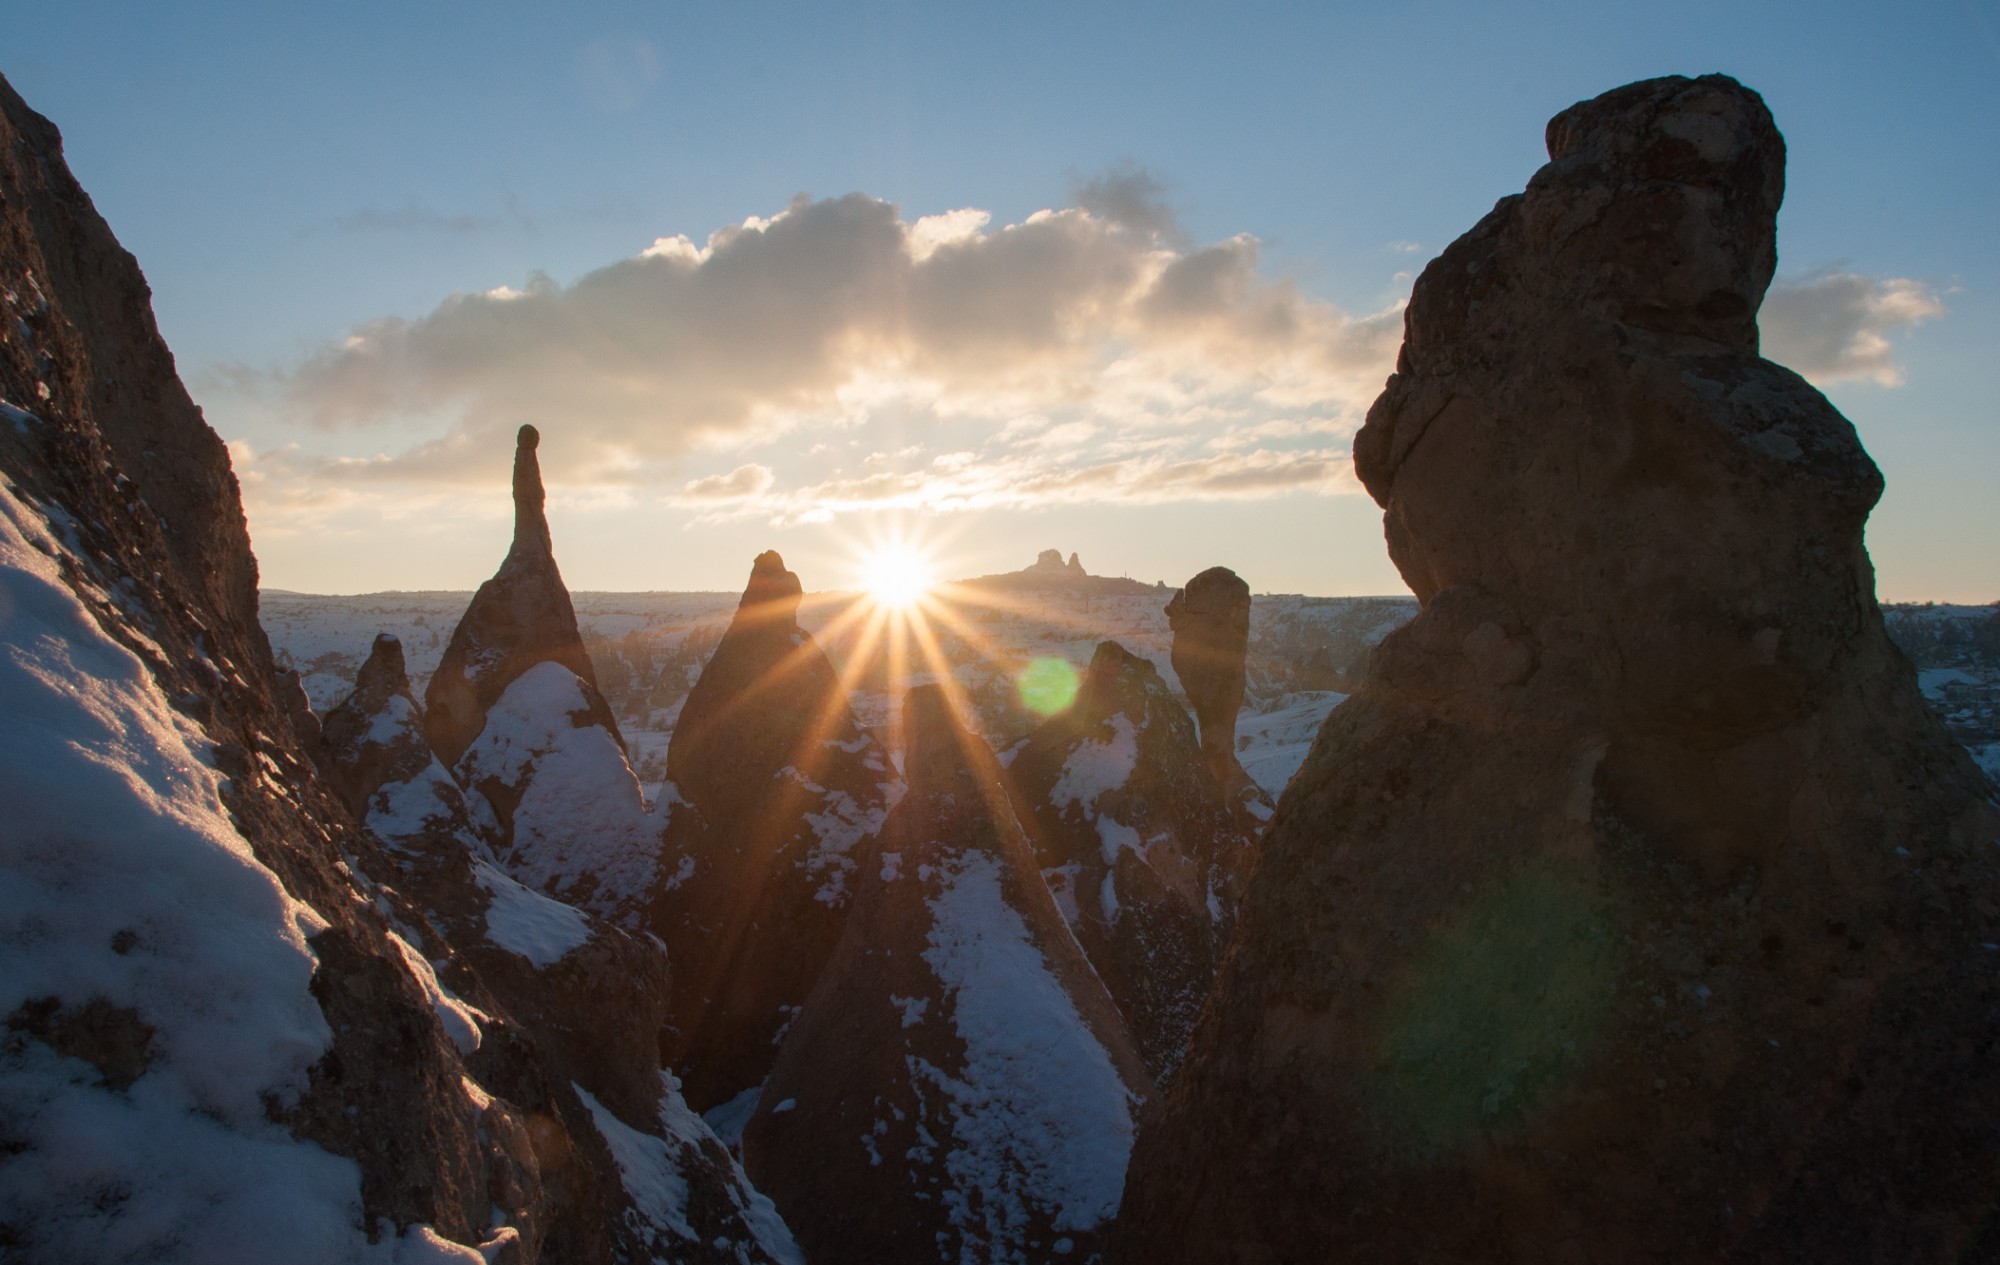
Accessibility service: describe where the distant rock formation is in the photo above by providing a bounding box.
[1009,641,1253,1082]
[320,632,799,1262]
[1164,567,1250,780]
[960,549,1156,596]
[423,424,619,770]
[0,71,791,1262]
[657,550,898,1109]
[1117,75,2000,1262]
[744,685,1151,1265]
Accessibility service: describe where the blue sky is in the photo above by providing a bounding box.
[8,0,1996,597]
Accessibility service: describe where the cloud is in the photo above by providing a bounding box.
[248,188,1404,492]
[1070,162,1179,241]
[1759,271,1943,386]
[678,463,775,501]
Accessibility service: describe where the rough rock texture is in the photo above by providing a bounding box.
[423,424,618,771]
[1116,75,2000,1264]
[0,71,518,1259]
[1164,566,1253,790]
[0,74,793,1264]
[321,641,800,1263]
[658,550,898,1109]
[1010,641,1254,1083]
[744,685,1151,1265]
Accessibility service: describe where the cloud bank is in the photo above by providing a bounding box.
[228,190,1943,541]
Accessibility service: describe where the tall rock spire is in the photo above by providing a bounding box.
[423,424,617,770]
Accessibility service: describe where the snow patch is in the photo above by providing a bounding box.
[473,862,592,968]
[1050,716,1139,811]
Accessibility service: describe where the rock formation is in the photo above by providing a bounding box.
[427,431,664,922]
[657,550,898,1109]
[960,549,1156,596]
[423,423,618,770]
[1009,640,1253,1082]
[1116,75,2000,1262]
[320,635,800,1262]
[1164,567,1251,781]
[744,685,1151,1265]
[0,73,795,1262]
[0,71,522,1259]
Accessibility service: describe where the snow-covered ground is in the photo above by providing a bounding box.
[265,591,2000,806]
[264,589,1415,804]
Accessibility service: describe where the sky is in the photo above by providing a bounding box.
[7,0,1997,599]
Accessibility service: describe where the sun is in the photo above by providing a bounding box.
[860,546,935,609]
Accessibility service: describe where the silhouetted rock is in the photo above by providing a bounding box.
[0,72,519,1258]
[961,549,1156,596]
[322,642,801,1263]
[745,685,1150,1265]
[424,424,619,770]
[1117,74,2000,1264]
[1010,641,1253,1083]
[657,550,898,1109]
[1165,567,1251,781]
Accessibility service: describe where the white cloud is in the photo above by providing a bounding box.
[249,191,1401,490]
[677,463,775,502]
[1760,271,1943,386]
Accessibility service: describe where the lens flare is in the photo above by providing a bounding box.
[1018,656,1080,715]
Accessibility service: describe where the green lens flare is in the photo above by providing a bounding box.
[1018,657,1080,715]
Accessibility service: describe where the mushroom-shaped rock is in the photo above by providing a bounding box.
[744,685,1150,1265]
[423,424,621,770]
[656,550,898,1109]
[1116,74,2000,1263]
[1164,566,1255,793]
[1009,641,1253,1083]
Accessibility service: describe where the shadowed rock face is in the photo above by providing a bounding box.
[1116,75,2000,1264]
[1165,566,1252,789]
[657,549,897,1109]
[1010,641,1253,1083]
[424,425,620,771]
[744,685,1150,1265]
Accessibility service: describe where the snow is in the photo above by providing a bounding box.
[702,1085,762,1154]
[472,863,592,968]
[1236,691,1346,796]
[577,1077,804,1265]
[1049,715,1139,811]
[917,850,1138,1255]
[385,931,487,1055]
[574,1083,697,1242]
[1919,667,1980,700]
[456,662,660,913]
[0,487,478,1260]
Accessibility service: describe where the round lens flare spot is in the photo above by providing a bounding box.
[861,548,934,610]
[1018,657,1080,715]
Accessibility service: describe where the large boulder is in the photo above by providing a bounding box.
[743,685,1151,1265]
[1165,566,1269,826]
[1009,640,1253,1083]
[423,424,618,770]
[1117,75,2000,1263]
[657,550,898,1109]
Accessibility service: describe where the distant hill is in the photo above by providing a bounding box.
[955,547,1161,597]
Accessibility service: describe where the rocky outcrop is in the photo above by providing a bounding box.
[1116,75,2000,1262]
[657,550,898,1109]
[0,71,521,1260]
[424,424,618,770]
[744,685,1151,1265]
[0,72,794,1264]
[321,638,800,1263]
[428,432,663,922]
[960,549,1156,596]
[1009,641,1252,1083]
[1165,566,1251,782]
